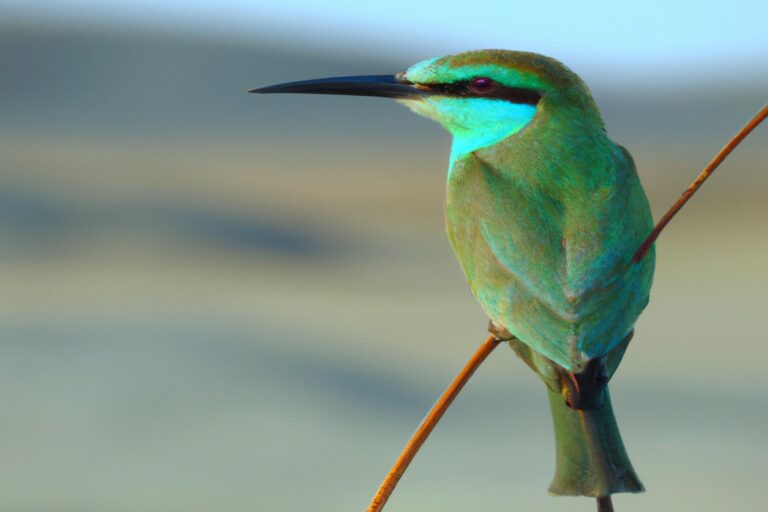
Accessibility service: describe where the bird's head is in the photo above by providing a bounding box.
[251,50,599,162]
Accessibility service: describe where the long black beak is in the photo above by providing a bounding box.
[248,74,427,99]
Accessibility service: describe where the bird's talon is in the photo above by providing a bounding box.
[559,358,609,410]
[487,320,515,341]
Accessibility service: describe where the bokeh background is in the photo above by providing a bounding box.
[2,2,767,511]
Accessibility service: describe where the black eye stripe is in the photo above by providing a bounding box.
[424,80,541,105]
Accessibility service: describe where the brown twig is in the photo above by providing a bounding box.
[367,335,501,512]
[633,104,768,263]
[597,496,614,512]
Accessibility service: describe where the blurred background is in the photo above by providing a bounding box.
[1,2,767,511]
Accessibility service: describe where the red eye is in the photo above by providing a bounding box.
[469,77,494,94]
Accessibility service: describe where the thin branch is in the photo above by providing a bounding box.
[633,104,768,263]
[597,496,614,512]
[367,335,501,512]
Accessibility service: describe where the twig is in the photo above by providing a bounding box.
[633,104,768,263]
[597,496,614,512]
[367,335,501,512]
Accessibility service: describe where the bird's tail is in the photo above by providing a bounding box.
[545,384,643,497]
[509,335,643,497]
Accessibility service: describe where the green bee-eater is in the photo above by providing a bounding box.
[252,50,656,503]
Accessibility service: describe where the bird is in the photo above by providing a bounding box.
[251,50,656,508]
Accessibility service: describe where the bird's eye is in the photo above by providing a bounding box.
[469,77,495,94]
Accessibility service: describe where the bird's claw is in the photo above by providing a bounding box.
[487,320,515,341]
[558,359,609,410]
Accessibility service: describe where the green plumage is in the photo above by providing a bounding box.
[253,48,657,501]
[406,50,655,372]
[403,50,654,497]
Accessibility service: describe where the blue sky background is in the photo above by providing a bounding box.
[5,0,767,78]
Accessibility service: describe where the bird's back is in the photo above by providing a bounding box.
[445,114,654,371]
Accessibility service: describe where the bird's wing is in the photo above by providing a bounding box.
[446,149,654,368]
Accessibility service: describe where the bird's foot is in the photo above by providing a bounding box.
[487,320,516,341]
[558,358,608,410]
[506,336,608,410]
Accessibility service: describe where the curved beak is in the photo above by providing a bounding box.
[248,74,427,99]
